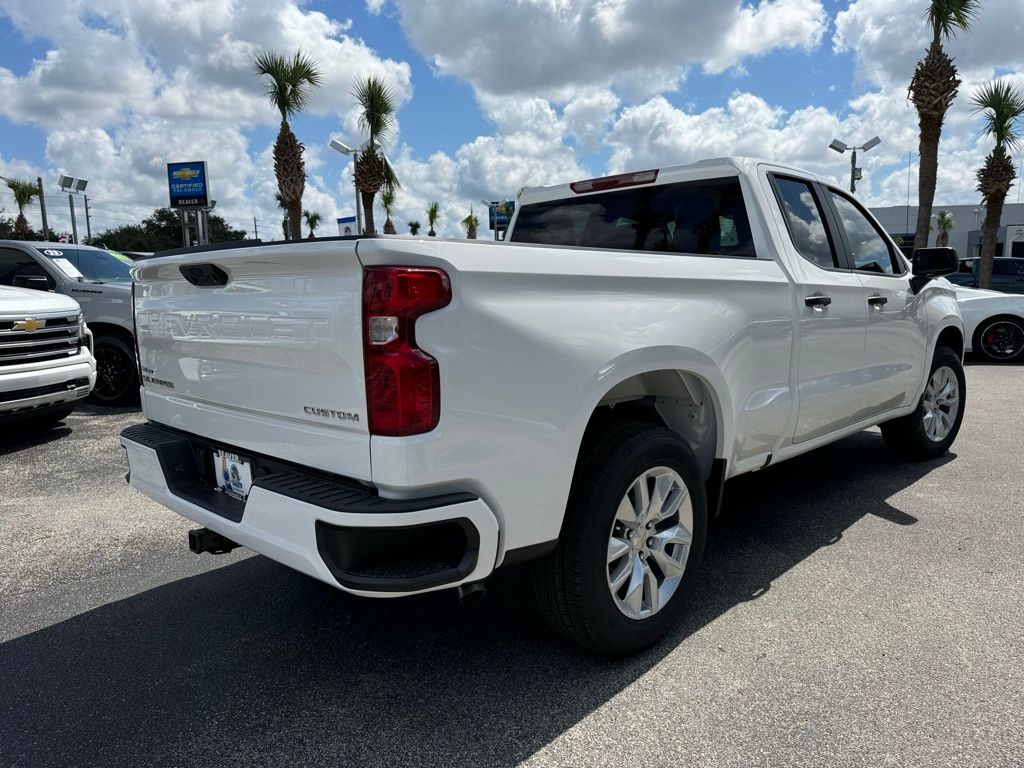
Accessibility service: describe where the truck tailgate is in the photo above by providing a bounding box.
[133,241,371,479]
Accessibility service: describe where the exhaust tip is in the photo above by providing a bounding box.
[457,582,487,605]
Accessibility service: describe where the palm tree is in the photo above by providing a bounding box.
[252,49,323,241]
[379,187,397,234]
[460,206,479,239]
[934,210,954,246]
[275,193,290,240]
[426,201,440,237]
[352,76,400,235]
[908,0,980,251]
[2,177,39,239]
[408,220,421,236]
[972,79,1024,289]
[304,210,322,238]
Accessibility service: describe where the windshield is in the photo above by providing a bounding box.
[41,247,133,284]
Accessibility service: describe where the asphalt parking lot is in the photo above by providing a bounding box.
[2,363,1022,768]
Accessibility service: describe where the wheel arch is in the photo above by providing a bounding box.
[87,321,134,346]
[934,322,964,361]
[573,348,733,485]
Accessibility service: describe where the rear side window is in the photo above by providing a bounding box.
[772,177,837,269]
[510,177,756,257]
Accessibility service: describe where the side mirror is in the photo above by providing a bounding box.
[910,247,958,293]
[912,247,958,278]
[13,275,52,291]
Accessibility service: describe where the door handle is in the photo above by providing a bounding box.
[804,295,832,310]
[867,295,888,308]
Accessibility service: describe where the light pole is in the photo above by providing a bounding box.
[329,138,364,235]
[58,174,88,244]
[829,136,881,194]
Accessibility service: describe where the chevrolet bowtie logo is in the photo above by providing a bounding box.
[14,317,45,332]
[172,168,200,180]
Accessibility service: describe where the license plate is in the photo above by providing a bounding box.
[212,450,254,501]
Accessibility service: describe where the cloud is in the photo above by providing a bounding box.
[384,0,827,99]
[834,0,1024,87]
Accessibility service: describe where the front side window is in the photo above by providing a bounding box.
[828,190,900,275]
[0,248,51,288]
[510,177,756,257]
[39,247,132,283]
[773,177,836,269]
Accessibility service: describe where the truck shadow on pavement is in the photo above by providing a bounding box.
[1,431,951,768]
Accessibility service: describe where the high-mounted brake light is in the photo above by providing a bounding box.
[362,266,451,436]
[570,169,659,194]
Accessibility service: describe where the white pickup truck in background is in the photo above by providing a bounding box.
[0,285,95,425]
[120,157,964,654]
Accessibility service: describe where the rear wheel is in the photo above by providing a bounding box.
[533,420,707,655]
[90,334,138,405]
[881,346,965,461]
[974,316,1024,362]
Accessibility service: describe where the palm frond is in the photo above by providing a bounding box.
[2,177,39,212]
[426,201,440,225]
[252,48,323,121]
[379,187,396,215]
[351,76,397,147]
[971,79,1024,150]
[925,0,981,43]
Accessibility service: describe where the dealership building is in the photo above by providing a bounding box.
[870,203,1024,259]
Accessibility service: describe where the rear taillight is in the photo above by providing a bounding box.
[362,266,451,436]
[130,282,142,385]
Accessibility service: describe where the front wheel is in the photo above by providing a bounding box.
[90,335,138,405]
[533,420,708,655]
[881,346,965,461]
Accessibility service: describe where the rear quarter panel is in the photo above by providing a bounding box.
[357,237,795,556]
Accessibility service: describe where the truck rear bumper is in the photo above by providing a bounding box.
[120,422,499,597]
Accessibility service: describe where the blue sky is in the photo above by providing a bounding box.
[0,0,1020,238]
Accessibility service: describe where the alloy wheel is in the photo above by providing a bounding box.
[922,365,960,443]
[979,319,1024,361]
[94,344,132,402]
[606,466,693,620]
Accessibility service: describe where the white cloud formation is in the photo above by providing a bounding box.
[0,0,414,238]
[834,0,1024,87]
[385,0,827,99]
[1,0,1022,247]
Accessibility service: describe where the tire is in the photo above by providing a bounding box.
[90,334,138,405]
[973,316,1024,363]
[533,420,708,655]
[881,346,965,461]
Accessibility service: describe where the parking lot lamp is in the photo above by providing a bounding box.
[58,175,88,244]
[829,137,881,194]
[329,139,364,235]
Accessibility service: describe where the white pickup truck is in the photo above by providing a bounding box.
[121,157,965,654]
[1,284,95,425]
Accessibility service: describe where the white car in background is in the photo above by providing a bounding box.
[955,285,1024,362]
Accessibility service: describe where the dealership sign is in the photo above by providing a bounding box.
[487,200,515,232]
[167,161,210,208]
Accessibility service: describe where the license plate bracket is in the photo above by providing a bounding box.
[212,450,254,501]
